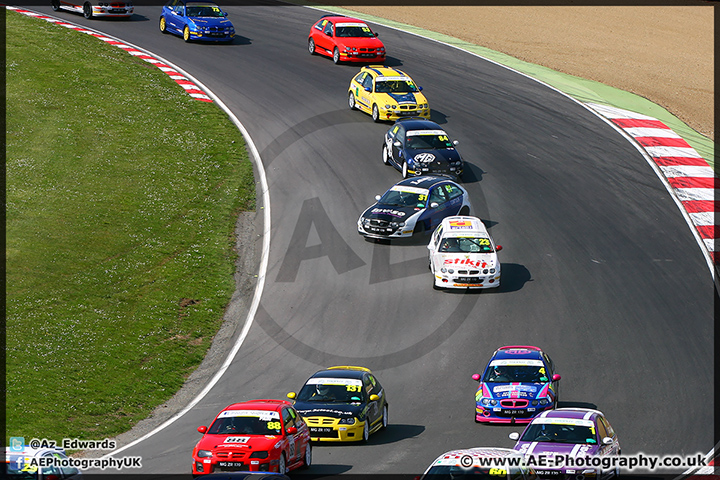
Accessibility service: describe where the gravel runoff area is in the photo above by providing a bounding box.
[342,3,714,141]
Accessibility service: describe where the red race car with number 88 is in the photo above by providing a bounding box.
[191,399,311,475]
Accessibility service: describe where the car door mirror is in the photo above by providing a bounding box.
[287,392,296,399]
[418,86,423,91]
[393,141,402,147]
[375,195,381,201]
[453,140,459,146]
[430,202,439,208]
[427,244,434,251]
[374,32,379,37]
[509,432,520,441]
[602,437,613,445]
[495,245,503,251]
[472,374,481,381]
[369,394,380,401]
[286,426,298,435]
[364,87,372,92]
[552,374,561,381]
[197,425,208,434]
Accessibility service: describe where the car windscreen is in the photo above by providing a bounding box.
[379,188,428,208]
[186,5,224,17]
[296,378,365,403]
[207,410,282,435]
[406,132,454,150]
[375,79,419,94]
[440,237,494,254]
[335,25,375,37]
[483,361,548,383]
[424,465,516,479]
[520,422,598,444]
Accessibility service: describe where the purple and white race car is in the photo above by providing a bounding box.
[509,408,621,479]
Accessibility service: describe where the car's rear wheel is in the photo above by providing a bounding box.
[83,2,93,19]
[301,444,312,469]
[159,16,167,33]
[348,92,357,110]
[308,38,316,55]
[381,405,388,429]
[382,144,390,165]
[402,161,409,178]
[51,0,60,11]
[459,206,469,216]
[371,104,380,122]
[333,47,341,64]
[183,26,191,42]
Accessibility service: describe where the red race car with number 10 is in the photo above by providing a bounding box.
[308,15,386,64]
[191,399,311,475]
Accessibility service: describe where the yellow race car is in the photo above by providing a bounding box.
[348,66,430,122]
[287,366,388,442]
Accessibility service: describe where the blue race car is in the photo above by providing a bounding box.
[159,0,234,43]
[357,176,472,239]
[472,345,561,424]
[382,117,465,180]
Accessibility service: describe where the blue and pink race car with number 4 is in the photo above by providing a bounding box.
[473,345,560,424]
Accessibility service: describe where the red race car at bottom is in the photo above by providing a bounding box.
[192,399,312,475]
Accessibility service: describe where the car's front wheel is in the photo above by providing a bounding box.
[371,104,380,122]
[183,26,191,42]
[333,47,341,64]
[402,161,409,178]
[51,0,60,11]
[159,16,167,33]
[361,422,370,443]
[382,144,390,165]
[308,38,316,55]
[83,2,93,19]
[348,92,357,110]
[278,453,287,474]
[381,405,388,429]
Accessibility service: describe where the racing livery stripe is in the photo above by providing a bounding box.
[7,6,213,103]
[587,103,717,265]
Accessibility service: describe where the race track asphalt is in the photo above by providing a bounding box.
[22,2,715,474]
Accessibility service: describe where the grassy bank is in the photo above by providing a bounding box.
[6,10,255,441]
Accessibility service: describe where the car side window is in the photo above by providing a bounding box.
[362,75,374,91]
[354,72,366,84]
[289,407,304,427]
[315,20,325,31]
[323,21,333,36]
[433,225,443,245]
[443,184,463,200]
[368,374,382,395]
[599,416,614,437]
[282,408,294,429]
[596,418,609,439]
[389,125,400,138]
[429,186,447,205]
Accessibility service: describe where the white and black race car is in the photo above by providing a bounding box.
[357,176,472,239]
[382,117,464,180]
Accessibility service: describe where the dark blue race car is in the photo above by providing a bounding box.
[159,0,234,43]
[382,117,465,180]
[357,176,472,239]
[472,345,561,424]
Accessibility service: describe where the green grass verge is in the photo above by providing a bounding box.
[6,10,255,442]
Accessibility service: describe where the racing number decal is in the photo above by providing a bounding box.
[346,385,362,392]
[267,421,282,430]
[477,238,490,246]
[489,468,507,476]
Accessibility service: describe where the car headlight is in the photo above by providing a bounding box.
[197,450,212,458]
[440,267,447,273]
[448,268,454,274]
[490,268,496,274]
[389,221,405,228]
[539,398,549,406]
[338,417,356,425]
[249,451,269,459]
[384,104,392,109]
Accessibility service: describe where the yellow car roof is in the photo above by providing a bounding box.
[327,365,372,373]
